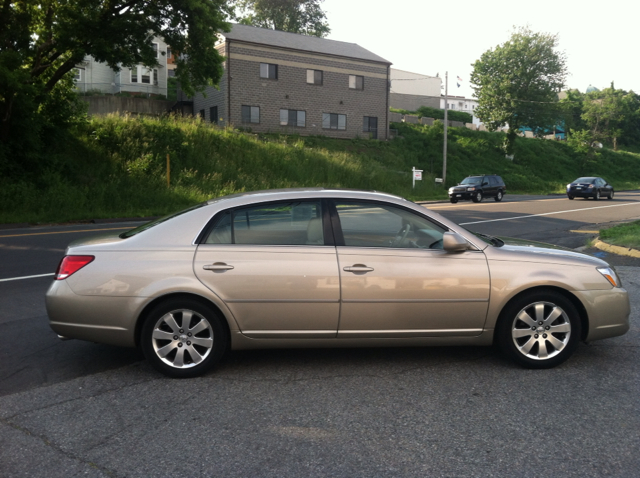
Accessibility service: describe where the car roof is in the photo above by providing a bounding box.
[206,188,405,205]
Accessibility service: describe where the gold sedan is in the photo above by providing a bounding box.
[46,189,630,377]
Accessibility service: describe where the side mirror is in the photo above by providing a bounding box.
[443,232,469,253]
[483,182,489,186]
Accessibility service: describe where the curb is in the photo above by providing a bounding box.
[593,239,640,258]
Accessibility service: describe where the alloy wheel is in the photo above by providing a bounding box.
[511,301,571,361]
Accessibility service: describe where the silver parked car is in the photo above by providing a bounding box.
[46,189,630,377]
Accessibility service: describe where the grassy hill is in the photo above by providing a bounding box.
[2,115,639,224]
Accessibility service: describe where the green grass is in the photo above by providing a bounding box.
[599,221,640,249]
[2,115,640,224]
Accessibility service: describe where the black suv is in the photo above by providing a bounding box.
[448,174,506,203]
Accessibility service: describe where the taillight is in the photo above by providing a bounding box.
[55,255,95,280]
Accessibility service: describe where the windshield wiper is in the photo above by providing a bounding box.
[475,232,504,247]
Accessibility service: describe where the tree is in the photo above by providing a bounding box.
[581,85,638,151]
[232,0,330,37]
[0,0,231,171]
[470,27,567,157]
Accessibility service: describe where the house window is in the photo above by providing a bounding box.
[280,109,306,127]
[141,67,152,84]
[168,69,176,77]
[199,109,205,119]
[241,105,260,124]
[166,47,172,59]
[322,113,346,130]
[349,75,364,90]
[307,69,323,85]
[363,116,378,139]
[210,106,218,124]
[153,43,159,59]
[72,68,82,81]
[260,63,278,79]
[131,67,137,83]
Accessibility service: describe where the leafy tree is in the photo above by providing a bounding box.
[582,85,639,150]
[0,0,231,173]
[470,27,567,157]
[232,0,330,37]
[558,89,586,137]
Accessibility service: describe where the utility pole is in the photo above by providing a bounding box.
[443,71,448,187]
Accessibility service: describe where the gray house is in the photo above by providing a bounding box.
[74,36,169,98]
[192,24,391,140]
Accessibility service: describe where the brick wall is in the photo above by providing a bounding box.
[193,41,389,140]
[192,43,229,125]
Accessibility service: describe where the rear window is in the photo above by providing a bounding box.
[119,203,208,238]
[574,177,596,183]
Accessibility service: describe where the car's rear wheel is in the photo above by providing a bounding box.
[495,191,503,202]
[141,298,228,378]
[497,290,581,369]
[450,198,458,203]
[473,192,483,203]
[608,189,614,200]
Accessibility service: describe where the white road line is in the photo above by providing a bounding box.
[0,273,55,283]
[459,202,640,225]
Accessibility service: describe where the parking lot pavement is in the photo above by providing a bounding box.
[1,268,638,477]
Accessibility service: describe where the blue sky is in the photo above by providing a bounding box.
[322,0,638,98]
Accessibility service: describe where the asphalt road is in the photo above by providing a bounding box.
[1,194,639,477]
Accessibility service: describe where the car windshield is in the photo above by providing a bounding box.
[460,177,482,185]
[574,177,596,183]
[119,202,208,238]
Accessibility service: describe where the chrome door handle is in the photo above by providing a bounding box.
[203,263,234,271]
[343,265,374,273]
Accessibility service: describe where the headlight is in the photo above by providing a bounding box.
[467,187,476,191]
[566,184,571,189]
[588,184,595,188]
[448,188,454,193]
[597,267,621,287]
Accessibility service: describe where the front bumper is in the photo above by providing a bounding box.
[449,191,478,200]
[574,288,630,341]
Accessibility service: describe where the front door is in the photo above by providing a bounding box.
[332,200,490,338]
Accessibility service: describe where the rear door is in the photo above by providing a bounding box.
[194,200,340,338]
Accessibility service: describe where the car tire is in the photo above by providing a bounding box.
[494,191,503,202]
[567,195,574,200]
[497,290,581,369]
[594,190,600,200]
[450,199,458,204]
[141,298,228,378]
[473,192,483,203]
[608,189,614,200]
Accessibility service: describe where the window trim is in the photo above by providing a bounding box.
[260,62,278,80]
[280,109,306,127]
[328,199,452,249]
[322,113,347,131]
[196,199,335,247]
[241,105,260,124]
[349,74,364,90]
[306,69,323,85]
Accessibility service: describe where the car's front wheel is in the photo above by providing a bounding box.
[567,195,574,200]
[473,192,483,203]
[141,298,228,378]
[608,189,614,200]
[594,190,600,200]
[450,198,458,204]
[497,290,581,369]
[495,191,503,202]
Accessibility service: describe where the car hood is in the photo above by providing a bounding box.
[489,236,609,267]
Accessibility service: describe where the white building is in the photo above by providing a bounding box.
[390,68,441,96]
[440,95,481,125]
[73,37,169,98]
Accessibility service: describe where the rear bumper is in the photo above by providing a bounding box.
[568,189,595,197]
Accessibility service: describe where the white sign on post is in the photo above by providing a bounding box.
[435,178,443,183]
[412,167,423,188]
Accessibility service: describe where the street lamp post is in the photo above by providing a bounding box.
[443,71,448,187]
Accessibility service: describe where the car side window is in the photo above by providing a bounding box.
[333,201,446,249]
[205,201,324,245]
[489,177,497,186]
